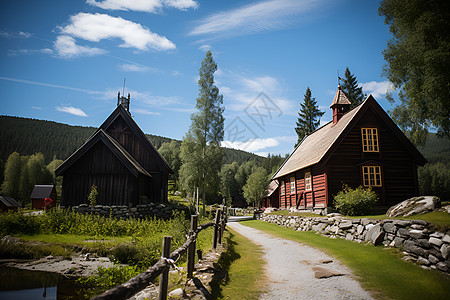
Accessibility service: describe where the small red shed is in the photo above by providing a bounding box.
[30,185,57,210]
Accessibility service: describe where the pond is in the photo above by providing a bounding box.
[0,266,91,299]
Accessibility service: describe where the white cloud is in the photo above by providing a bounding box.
[0,30,32,38]
[199,44,211,52]
[360,80,394,98]
[59,13,175,52]
[31,106,42,110]
[189,0,324,40]
[56,106,88,117]
[86,0,198,12]
[54,35,105,58]
[217,70,294,115]
[221,137,279,152]
[133,108,161,115]
[119,63,150,72]
[171,70,183,76]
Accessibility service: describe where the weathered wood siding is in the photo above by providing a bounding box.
[326,106,419,205]
[105,116,169,202]
[278,165,327,209]
[61,142,140,206]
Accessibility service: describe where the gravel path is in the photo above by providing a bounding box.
[227,221,373,300]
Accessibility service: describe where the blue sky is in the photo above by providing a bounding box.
[0,0,395,157]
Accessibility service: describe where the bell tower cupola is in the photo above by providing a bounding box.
[330,85,351,124]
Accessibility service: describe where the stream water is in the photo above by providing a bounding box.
[0,266,90,299]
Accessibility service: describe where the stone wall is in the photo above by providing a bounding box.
[66,203,174,219]
[256,213,449,274]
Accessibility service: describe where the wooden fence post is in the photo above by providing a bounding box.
[159,236,172,300]
[218,209,223,244]
[187,215,198,278]
[212,209,220,250]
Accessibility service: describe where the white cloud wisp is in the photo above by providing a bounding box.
[189,0,324,40]
[360,80,394,98]
[222,137,279,152]
[87,0,198,12]
[56,106,88,117]
[55,13,175,57]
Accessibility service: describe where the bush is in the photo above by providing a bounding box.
[334,185,378,216]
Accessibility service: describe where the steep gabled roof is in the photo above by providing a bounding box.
[30,185,55,199]
[273,95,427,179]
[98,105,173,173]
[55,129,151,178]
[0,196,21,208]
[266,180,279,197]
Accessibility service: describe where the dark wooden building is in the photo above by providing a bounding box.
[273,86,427,210]
[0,196,21,211]
[231,194,248,208]
[261,180,279,208]
[56,93,173,206]
[30,185,57,210]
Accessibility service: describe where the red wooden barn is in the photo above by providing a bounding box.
[272,86,427,211]
[30,185,57,210]
[56,93,173,207]
[261,180,279,208]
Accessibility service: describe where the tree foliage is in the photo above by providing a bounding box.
[180,51,225,211]
[341,67,365,109]
[219,162,240,202]
[418,162,449,201]
[158,141,181,178]
[378,0,450,145]
[294,87,325,147]
[1,152,54,205]
[243,167,269,207]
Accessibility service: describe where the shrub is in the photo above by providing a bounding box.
[334,185,378,216]
[88,185,98,207]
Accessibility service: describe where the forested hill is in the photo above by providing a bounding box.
[0,116,264,164]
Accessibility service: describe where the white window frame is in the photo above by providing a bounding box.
[304,172,312,191]
[290,177,296,194]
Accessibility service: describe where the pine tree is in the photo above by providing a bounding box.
[341,67,365,109]
[295,87,324,147]
[180,50,225,215]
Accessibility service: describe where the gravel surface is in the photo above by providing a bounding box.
[227,221,374,300]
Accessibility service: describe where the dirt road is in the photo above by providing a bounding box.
[227,221,373,300]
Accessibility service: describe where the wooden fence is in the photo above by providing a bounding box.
[93,207,228,300]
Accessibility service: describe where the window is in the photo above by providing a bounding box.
[281,181,285,195]
[290,177,296,194]
[362,166,382,187]
[361,128,379,152]
[304,172,312,191]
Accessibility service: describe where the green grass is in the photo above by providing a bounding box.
[241,220,450,300]
[210,229,267,300]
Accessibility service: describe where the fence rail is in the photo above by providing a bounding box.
[93,207,227,300]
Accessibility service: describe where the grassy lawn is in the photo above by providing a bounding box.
[210,228,267,300]
[241,220,450,300]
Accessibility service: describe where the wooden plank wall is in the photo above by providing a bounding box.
[61,142,138,206]
[326,107,419,205]
[106,117,169,202]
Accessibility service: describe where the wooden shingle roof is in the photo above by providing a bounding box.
[55,129,151,178]
[273,95,427,180]
[266,180,279,197]
[0,196,21,208]
[30,185,54,199]
[330,85,351,107]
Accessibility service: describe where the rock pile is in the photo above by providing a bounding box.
[67,203,174,219]
[257,213,450,274]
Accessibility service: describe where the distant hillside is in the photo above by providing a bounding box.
[0,116,264,164]
[416,133,450,163]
